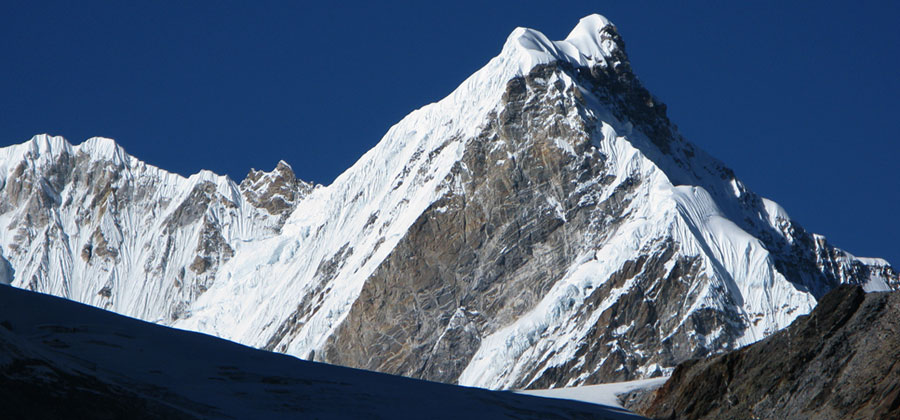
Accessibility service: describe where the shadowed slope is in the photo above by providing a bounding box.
[0,284,645,419]
[639,285,900,420]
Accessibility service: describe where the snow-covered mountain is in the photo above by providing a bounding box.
[1,14,896,390]
[0,135,310,323]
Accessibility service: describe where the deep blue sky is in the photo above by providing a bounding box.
[2,1,898,265]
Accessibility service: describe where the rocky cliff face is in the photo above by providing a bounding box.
[1,14,897,390]
[638,285,900,420]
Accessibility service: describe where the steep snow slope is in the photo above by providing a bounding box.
[1,14,897,391]
[0,134,310,323]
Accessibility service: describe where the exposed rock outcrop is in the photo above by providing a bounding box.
[639,285,900,420]
[240,160,313,217]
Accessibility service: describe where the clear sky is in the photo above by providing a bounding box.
[2,1,898,265]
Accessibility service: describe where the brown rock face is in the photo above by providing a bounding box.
[240,160,313,217]
[639,285,900,420]
[320,64,602,382]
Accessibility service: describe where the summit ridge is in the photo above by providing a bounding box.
[503,14,623,75]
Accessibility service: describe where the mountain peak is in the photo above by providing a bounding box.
[275,159,292,171]
[23,134,71,157]
[564,14,620,63]
[239,160,312,216]
[81,136,119,152]
[502,14,624,75]
[13,135,130,166]
[79,136,130,164]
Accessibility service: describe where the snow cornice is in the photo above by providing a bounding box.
[502,14,625,76]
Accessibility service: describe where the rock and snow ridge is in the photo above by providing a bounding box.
[1,14,897,391]
[0,134,310,323]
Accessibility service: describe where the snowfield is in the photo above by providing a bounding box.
[519,377,669,409]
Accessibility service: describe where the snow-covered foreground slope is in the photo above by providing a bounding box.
[1,14,897,390]
[520,377,668,409]
[0,285,642,419]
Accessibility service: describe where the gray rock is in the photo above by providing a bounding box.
[640,285,900,420]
